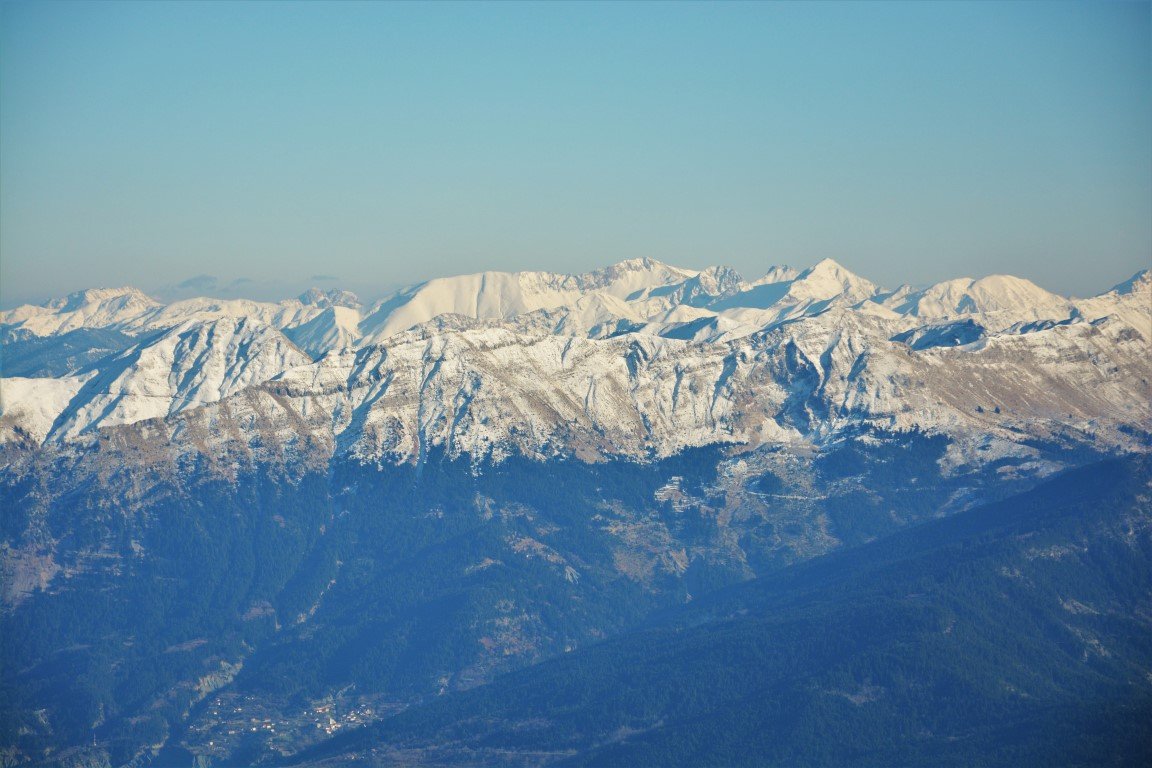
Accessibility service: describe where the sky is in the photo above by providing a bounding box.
[1,0,1149,307]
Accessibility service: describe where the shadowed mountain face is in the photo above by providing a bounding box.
[1,260,1149,767]
[295,456,1152,768]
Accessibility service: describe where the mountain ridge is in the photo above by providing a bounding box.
[2,259,1148,468]
[4,259,1145,344]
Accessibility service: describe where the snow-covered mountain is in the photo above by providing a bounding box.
[356,257,696,345]
[282,306,363,358]
[1,287,163,336]
[3,258,1150,768]
[2,259,1149,466]
[0,287,361,351]
[882,274,1076,328]
[3,317,311,443]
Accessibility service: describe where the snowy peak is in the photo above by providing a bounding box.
[45,286,158,313]
[2,286,162,336]
[678,265,746,304]
[789,258,879,302]
[887,274,1074,328]
[573,257,698,297]
[703,259,880,329]
[751,265,802,286]
[1073,269,1151,339]
[961,275,1066,313]
[32,316,312,441]
[358,259,697,345]
[283,305,362,359]
[632,265,748,309]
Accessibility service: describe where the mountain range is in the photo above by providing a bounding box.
[1,258,1149,767]
[2,258,1148,456]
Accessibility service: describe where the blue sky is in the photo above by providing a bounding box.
[1,1,1148,306]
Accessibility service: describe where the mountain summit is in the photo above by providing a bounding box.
[789,257,878,301]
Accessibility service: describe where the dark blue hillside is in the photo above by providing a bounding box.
[299,455,1152,767]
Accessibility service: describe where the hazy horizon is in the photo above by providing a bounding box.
[1,254,1148,312]
[2,1,1149,308]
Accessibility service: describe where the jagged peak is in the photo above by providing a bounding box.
[297,287,362,308]
[581,257,697,285]
[608,256,674,272]
[697,264,743,279]
[687,265,745,292]
[298,287,329,305]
